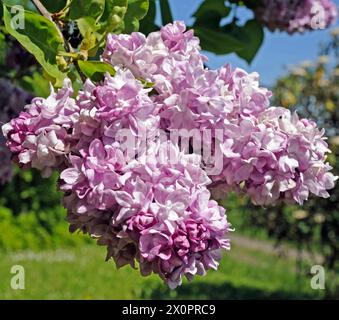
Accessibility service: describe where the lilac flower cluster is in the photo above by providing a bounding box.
[103,21,337,206]
[253,0,337,34]
[2,66,229,288]
[0,79,32,184]
[62,141,230,288]
[2,22,337,287]
[212,107,336,206]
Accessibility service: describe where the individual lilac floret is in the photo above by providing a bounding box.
[254,0,337,34]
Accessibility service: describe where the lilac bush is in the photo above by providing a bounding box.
[254,0,338,34]
[2,22,337,288]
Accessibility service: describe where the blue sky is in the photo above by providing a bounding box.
[163,0,339,87]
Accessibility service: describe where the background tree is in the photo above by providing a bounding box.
[233,29,339,298]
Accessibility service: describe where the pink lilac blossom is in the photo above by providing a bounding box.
[0,80,32,184]
[103,22,271,132]
[102,21,337,206]
[102,21,206,101]
[2,21,337,288]
[211,107,338,205]
[62,141,231,289]
[253,0,337,34]
[2,79,78,177]
[74,68,159,155]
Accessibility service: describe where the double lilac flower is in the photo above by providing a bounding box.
[0,80,32,183]
[254,0,337,34]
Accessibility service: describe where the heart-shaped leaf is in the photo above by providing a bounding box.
[233,19,264,64]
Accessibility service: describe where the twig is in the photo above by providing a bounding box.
[31,0,53,21]
[31,0,86,82]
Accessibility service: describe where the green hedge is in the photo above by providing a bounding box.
[0,205,91,251]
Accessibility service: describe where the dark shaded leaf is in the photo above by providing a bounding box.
[194,26,245,55]
[69,0,105,20]
[78,60,115,82]
[159,0,173,25]
[139,0,158,34]
[193,0,231,28]
[233,19,264,64]
[40,0,67,13]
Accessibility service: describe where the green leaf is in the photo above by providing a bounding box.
[78,60,115,82]
[96,0,128,37]
[139,0,158,34]
[77,16,101,55]
[124,0,149,33]
[79,28,99,57]
[75,1,128,55]
[159,0,173,25]
[137,77,154,88]
[1,0,33,8]
[77,16,98,37]
[0,32,6,65]
[232,20,264,64]
[20,72,50,98]
[40,0,67,13]
[193,0,231,28]
[69,0,105,20]
[191,0,248,56]
[3,4,65,84]
[192,2,263,64]
[193,26,245,55]
[191,0,264,62]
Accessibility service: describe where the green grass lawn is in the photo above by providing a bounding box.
[0,241,325,300]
